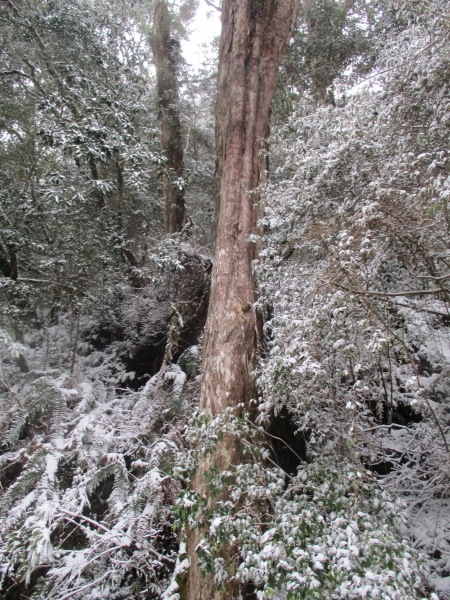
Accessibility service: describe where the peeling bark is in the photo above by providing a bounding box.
[152,0,185,234]
[186,1,300,598]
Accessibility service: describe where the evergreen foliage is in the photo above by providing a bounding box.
[1,0,450,598]
[256,0,450,595]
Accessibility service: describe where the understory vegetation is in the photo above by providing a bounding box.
[1,0,450,598]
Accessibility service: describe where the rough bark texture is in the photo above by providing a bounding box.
[153,0,185,234]
[186,1,299,598]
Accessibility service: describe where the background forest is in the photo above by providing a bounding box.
[0,0,449,598]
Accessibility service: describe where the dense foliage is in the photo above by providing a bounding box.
[177,411,428,599]
[257,0,450,596]
[1,0,450,598]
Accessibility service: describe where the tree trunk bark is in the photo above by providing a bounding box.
[152,0,185,234]
[186,1,299,598]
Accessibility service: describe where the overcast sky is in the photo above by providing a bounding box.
[181,1,221,67]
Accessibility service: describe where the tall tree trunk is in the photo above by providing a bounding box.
[152,0,185,234]
[186,1,299,598]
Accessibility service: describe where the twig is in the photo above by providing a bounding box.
[0,376,12,393]
[345,280,450,456]
[363,424,412,433]
[59,509,113,534]
[248,420,306,464]
[204,0,221,12]
[417,272,450,281]
[57,515,103,540]
[57,570,111,600]
[73,544,124,572]
[0,360,15,396]
[0,69,33,79]
[332,281,444,297]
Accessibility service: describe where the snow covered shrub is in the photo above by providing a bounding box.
[178,410,429,599]
[0,321,196,599]
[256,0,450,593]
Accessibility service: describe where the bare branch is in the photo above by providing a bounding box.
[332,281,445,297]
[417,272,450,281]
[204,0,221,12]
[1,64,47,96]
[0,69,32,79]
[248,420,306,464]
[57,571,111,600]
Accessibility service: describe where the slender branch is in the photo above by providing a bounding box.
[248,420,305,464]
[15,278,96,302]
[345,28,450,94]
[396,302,450,318]
[0,360,15,396]
[0,66,47,97]
[264,452,295,482]
[6,0,81,119]
[56,515,103,540]
[417,272,450,281]
[58,508,173,564]
[204,0,221,12]
[345,280,450,456]
[364,424,412,433]
[57,571,111,600]
[59,509,113,533]
[72,544,124,573]
[0,69,33,79]
[332,277,450,315]
[17,278,50,283]
[332,281,444,297]
[2,125,24,141]
[0,376,12,393]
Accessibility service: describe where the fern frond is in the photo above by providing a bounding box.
[109,461,129,516]
[1,406,28,447]
[131,469,163,513]
[1,448,46,516]
[49,392,66,446]
[3,489,37,531]
[33,451,61,505]
[135,491,164,542]
[85,463,116,495]
[23,378,67,444]
[146,439,177,473]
